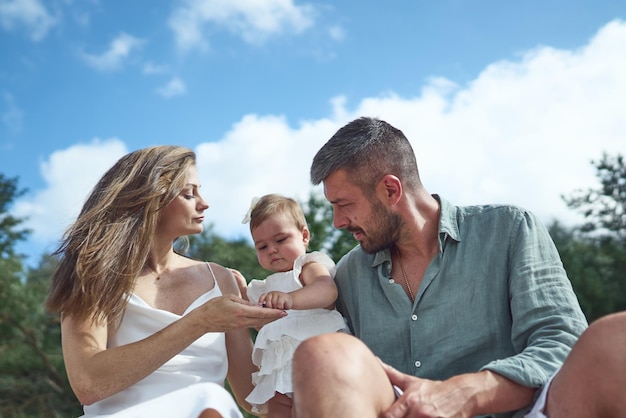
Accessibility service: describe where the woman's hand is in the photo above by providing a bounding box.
[194,294,286,332]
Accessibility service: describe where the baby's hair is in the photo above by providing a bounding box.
[249,194,307,233]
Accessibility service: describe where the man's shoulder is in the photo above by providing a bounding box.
[439,197,543,243]
[439,195,531,226]
[454,201,534,223]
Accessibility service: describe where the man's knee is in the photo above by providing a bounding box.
[579,311,626,365]
[587,311,626,337]
[294,333,354,374]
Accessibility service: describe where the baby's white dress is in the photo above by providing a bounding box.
[81,264,243,418]
[245,251,349,414]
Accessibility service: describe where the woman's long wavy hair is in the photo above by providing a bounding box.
[46,146,196,325]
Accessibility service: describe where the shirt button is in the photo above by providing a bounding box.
[411,314,418,321]
[415,360,422,368]
[389,279,395,283]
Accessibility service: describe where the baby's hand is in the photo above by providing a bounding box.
[259,291,293,310]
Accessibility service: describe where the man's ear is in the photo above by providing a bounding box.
[378,174,403,205]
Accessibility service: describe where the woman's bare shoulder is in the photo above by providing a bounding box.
[205,261,238,295]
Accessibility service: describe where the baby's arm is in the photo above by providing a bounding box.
[259,261,338,310]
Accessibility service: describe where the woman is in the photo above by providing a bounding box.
[46,146,285,418]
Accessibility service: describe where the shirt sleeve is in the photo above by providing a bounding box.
[480,210,588,388]
[293,251,337,283]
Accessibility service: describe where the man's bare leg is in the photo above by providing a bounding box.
[546,311,626,417]
[292,332,396,418]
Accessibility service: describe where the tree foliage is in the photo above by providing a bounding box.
[0,175,80,417]
[549,221,626,321]
[563,153,626,243]
[556,153,626,322]
[187,224,268,282]
[302,192,357,261]
[0,174,30,259]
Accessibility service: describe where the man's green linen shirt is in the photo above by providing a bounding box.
[334,196,588,417]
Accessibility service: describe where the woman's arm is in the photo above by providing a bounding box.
[63,285,284,405]
[62,308,209,405]
[214,264,257,413]
[225,327,256,413]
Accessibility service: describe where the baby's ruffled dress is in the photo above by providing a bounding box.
[245,251,348,415]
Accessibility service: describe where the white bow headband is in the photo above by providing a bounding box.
[241,196,260,224]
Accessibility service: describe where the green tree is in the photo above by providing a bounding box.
[549,222,625,321]
[0,174,30,258]
[302,192,356,262]
[563,153,626,243]
[187,224,267,282]
[0,175,80,417]
[557,153,626,321]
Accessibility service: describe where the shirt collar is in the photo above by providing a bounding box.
[434,194,461,244]
[370,194,461,267]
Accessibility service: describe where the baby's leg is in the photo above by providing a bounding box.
[267,392,293,418]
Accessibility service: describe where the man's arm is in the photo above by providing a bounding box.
[383,365,535,417]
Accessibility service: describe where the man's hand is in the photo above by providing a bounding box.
[381,360,475,418]
[381,359,535,418]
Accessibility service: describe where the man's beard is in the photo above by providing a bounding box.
[351,198,401,254]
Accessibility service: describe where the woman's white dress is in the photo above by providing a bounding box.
[245,252,348,414]
[81,265,243,418]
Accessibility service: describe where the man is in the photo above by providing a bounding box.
[292,117,588,417]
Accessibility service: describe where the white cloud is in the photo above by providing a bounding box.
[195,114,339,240]
[196,19,626,241]
[168,0,316,51]
[155,77,187,98]
[81,32,144,72]
[0,0,57,41]
[14,139,127,246]
[16,19,626,255]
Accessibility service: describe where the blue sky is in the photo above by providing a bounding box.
[1,0,625,267]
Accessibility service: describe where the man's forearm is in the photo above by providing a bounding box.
[453,370,536,416]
